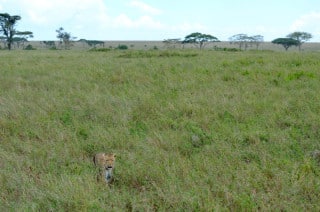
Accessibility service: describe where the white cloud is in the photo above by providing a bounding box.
[134,15,163,28]
[112,14,164,29]
[171,22,208,33]
[291,12,320,31]
[289,12,320,41]
[128,0,162,15]
[19,0,108,26]
[13,0,165,32]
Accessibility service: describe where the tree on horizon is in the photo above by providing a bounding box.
[182,32,219,50]
[0,13,33,50]
[286,31,312,51]
[271,38,299,51]
[56,27,76,49]
[229,34,264,50]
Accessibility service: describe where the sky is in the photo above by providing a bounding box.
[0,0,320,41]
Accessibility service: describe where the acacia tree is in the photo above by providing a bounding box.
[0,13,33,50]
[271,38,299,51]
[15,31,33,49]
[182,32,219,50]
[56,27,76,49]
[251,35,264,49]
[287,31,312,51]
[163,38,181,49]
[229,34,264,50]
[229,34,250,50]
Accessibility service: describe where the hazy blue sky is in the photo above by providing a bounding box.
[1,0,319,41]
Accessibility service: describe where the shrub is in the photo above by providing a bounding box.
[89,48,112,52]
[214,46,240,52]
[24,44,36,50]
[117,44,128,50]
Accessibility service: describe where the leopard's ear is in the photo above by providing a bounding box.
[113,154,116,158]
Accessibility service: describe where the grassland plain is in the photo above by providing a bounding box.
[22,40,320,51]
[0,49,320,211]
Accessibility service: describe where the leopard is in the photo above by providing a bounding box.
[93,153,116,184]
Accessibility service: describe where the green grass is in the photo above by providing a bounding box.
[1,49,320,211]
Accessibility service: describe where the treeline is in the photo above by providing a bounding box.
[0,12,313,51]
[164,32,312,51]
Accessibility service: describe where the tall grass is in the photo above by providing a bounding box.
[1,49,320,210]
